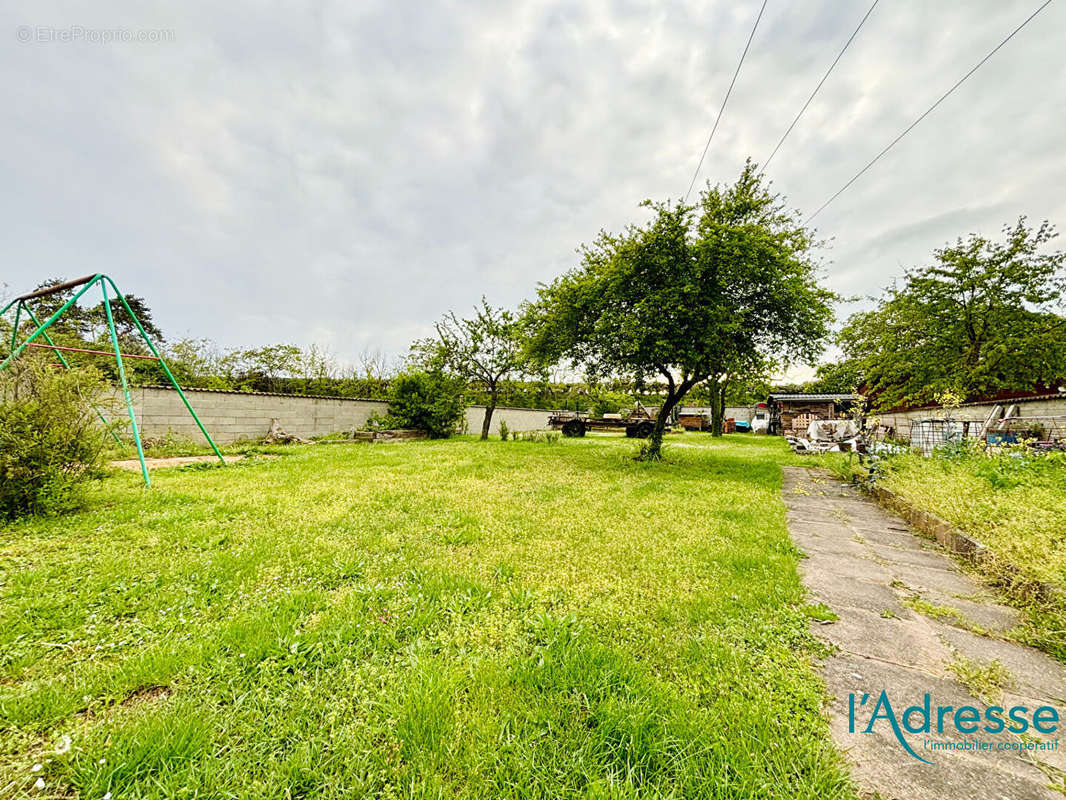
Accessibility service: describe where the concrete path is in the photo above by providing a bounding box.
[783,467,1066,800]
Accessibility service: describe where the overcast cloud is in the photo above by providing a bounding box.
[2,0,1064,376]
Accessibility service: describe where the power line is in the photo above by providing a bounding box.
[684,0,768,203]
[762,0,879,173]
[804,0,1054,226]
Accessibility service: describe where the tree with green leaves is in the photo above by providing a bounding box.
[228,345,304,393]
[837,218,1066,410]
[25,278,164,345]
[527,162,835,459]
[415,299,526,440]
[804,360,863,395]
[94,294,164,343]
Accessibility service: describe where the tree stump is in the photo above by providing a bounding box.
[264,418,312,445]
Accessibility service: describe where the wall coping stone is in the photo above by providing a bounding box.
[128,384,386,402]
[129,385,565,414]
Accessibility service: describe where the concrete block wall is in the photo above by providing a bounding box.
[106,387,390,445]
[463,405,555,436]
[675,406,755,422]
[874,396,1066,436]
[725,406,754,423]
[103,387,558,445]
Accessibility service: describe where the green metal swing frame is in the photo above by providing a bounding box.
[0,274,224,486]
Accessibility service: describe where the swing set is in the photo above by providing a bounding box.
[0,274,225,487]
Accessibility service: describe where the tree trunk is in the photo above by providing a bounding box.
[480,388,497,440]
[711,378,728,437]
[643,393,680,460]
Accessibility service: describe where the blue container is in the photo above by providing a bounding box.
[986,431,1018,445]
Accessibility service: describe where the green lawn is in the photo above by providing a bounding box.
[0,435,854,799]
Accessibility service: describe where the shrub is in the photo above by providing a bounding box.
[382,370,465,438]
[0,359,110,519]
[498,420,509,441]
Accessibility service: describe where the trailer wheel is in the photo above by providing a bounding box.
[626,421,654,438]
[561,420,586,437]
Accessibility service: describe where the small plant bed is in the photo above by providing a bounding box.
[350,428,427,442]
[109,453,247,471]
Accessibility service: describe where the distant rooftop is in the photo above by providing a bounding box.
[767,393,860,402]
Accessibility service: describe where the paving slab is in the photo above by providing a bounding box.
[918,589,1023,636]
[792,533,871,559]
[783,466,1066,800]
[802,551,899,583]
[821,653,1057,799]
[887,563,983,597]
[933,625,1066,704]
[803,573,918,619]
[1001,691,1066,775]
[865,542,961,571]
[818,607,956,672]
[850,527,931,551]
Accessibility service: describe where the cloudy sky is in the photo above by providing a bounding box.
[3,0,1064,375]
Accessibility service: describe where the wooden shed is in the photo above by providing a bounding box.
[766,393,861,436]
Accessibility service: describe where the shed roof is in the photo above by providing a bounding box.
[767,393,860,402]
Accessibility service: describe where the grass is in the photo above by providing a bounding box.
[0,434,854,799]
[803,603,839,623]
[946,656,1012,704]
[901,597,990,637]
